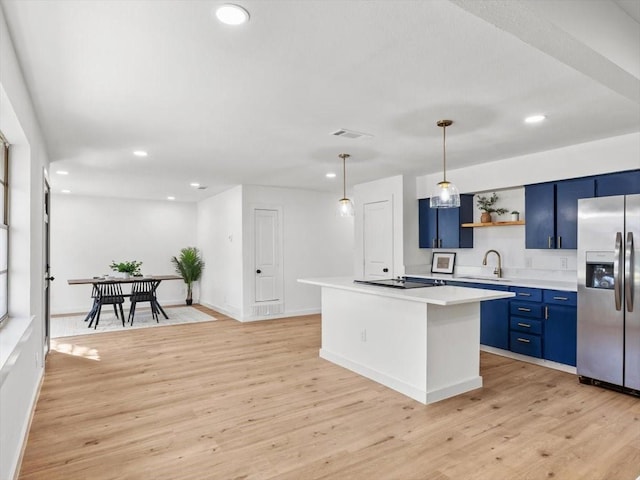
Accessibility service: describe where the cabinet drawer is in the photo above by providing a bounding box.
[510,301,543,318]
[510,317,543,335]
[510,287,542,302]
[543,290,577,306]
[510,332,542,358]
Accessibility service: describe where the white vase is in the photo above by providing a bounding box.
[511,213,519,221]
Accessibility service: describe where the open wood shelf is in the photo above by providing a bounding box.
[461,220,525,227]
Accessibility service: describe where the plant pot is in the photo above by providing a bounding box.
[480,212,492,223]
[185,299,193,306]
[511,213,520,221]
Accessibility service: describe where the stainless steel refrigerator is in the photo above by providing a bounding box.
[577,194,639,395]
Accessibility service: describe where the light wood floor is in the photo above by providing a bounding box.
[19,307,640,480]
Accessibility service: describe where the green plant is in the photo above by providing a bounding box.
[476,193,508,215]
[171,247,205,305]
[110,260,142,275]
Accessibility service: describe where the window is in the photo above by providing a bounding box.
[0,131,8,326]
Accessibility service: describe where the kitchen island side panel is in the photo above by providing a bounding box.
[319,287,482,404]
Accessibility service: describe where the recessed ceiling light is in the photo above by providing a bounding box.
[61,189,71,194]
[326,172,336,178]
[190,182,200,188]
[133,150,148,157]
[56,170,69,175]
[525,114,546,124]
[167,196,176,201]
[215,4,250,25]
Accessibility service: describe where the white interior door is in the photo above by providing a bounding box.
[254,208,281,302]
[363,199,393,279]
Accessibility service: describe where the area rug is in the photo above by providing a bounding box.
[51,306,216,338]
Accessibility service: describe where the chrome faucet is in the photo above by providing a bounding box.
[482,249,502,278]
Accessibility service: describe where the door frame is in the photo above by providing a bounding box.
[249,204,284,309]
[43,173,51,356]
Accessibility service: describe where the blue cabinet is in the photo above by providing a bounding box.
[595,169,640,197]
[508,287,544,357]
[525,178,594,249]
[418,195,474,249]
[525,183,555,249]
[542,290,577,366]
[507,286,576,366]
[451,281,509,349]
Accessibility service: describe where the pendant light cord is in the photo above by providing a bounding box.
[343,155,347,198]
[442,123,447,183]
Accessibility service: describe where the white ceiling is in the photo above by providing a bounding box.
[1,0,639,201]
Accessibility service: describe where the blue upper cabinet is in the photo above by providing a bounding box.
[596,170,640,197]
[418,194,474,249]
[525,178,594,249]
[525,182,555,249]
[556,178,595,249]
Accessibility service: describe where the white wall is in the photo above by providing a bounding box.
[417,132,640,197]
[0,5,49,479]
[354,175,430,279]
[411,133,640,281]
[50,194,197,314]
[197,185,353,321]
[242,185,354,321]
[197,185,244,319]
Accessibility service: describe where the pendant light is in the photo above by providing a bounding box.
[337,153,354,217]
[430,120,461,208]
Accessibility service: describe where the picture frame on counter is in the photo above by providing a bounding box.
[431,252,456,274]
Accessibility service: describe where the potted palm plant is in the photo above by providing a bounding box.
[171,247,205,305]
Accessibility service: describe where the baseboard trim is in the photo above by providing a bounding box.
[13,366,45,480]
[480,345,577,374]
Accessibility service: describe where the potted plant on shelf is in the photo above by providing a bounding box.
[109,260,142,278]
[511,210,520,221]
[476,192,508,223]
[171,247,205,305]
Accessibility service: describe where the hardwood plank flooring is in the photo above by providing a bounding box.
[18,307,640,479]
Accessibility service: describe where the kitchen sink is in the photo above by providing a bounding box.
[456,276,512,282]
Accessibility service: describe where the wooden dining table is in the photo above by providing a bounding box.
[67,275,183,322]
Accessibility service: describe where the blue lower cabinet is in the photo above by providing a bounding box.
[510,331,543,358]
[510,316,543,335]
[507,286,577,366]
[481,298,509,350]
[543,304,577,366]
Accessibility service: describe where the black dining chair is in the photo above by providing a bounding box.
[84,284,101,324]
[89,281,126,329]
[128,280,160,325]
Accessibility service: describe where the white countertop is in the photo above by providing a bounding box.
[298,277,515,306]
[405,274,577,292]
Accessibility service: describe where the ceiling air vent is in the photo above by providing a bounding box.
[197,186,208,190]
[331,128,373,140]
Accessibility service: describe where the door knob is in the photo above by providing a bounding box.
[256,269,262,274]
[45,276,55,282]
[383,268,389,273]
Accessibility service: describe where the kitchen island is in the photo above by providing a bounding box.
[298,277,514,404]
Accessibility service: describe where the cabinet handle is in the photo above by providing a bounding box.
[432,239,436,248]
[517,337,531,344]
[557,236,562,249]
[548,236,552,248]
[544,306,548,320]
[518,293,531,297]
[518,307,531,312]
[438,239,442,248]
[553,296,568,301]
[517,322,531,328]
